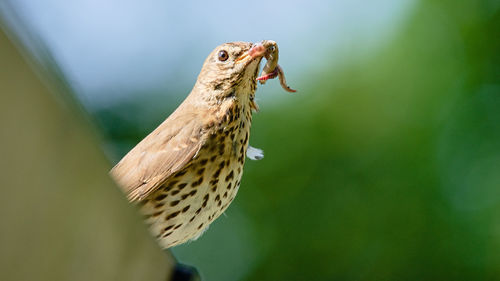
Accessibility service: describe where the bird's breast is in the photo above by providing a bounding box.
[139,98,253,248]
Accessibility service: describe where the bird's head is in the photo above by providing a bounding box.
[193,41,275,103]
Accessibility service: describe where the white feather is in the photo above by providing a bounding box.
[247,146,264,160]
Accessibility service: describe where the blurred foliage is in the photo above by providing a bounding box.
[93,0,499,280]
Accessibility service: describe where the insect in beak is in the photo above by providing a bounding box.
[254,40,297,93]
[236,40,296,93]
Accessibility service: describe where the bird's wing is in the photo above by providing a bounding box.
[110,108,210,202]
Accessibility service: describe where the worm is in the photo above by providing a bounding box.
[256,41,296,93]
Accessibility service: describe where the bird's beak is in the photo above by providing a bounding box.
[235,43,267,64]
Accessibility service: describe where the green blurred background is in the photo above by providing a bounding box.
[2,0,499,280]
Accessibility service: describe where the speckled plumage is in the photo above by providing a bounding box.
[110,41,267,248]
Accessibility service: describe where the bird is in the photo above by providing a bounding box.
[110,40,291,249]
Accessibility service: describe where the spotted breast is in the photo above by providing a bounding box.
[140,94,252,248]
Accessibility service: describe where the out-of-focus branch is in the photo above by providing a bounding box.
[0,10,196,281]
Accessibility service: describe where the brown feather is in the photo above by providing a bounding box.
[110,101,213,202]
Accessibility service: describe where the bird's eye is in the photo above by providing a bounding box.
[218,50,229,61]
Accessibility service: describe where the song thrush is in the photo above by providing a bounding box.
[110,40,294,248]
